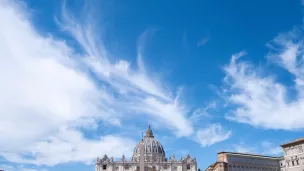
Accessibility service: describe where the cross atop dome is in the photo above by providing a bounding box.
[145,125,154,137]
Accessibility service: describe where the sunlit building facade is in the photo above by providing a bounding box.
[280,138,304,171]
[96,126,197,171]
[205,152,280,171]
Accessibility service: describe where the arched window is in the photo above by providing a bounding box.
[186,165,190,170]
[103,165,107,170]
[296,159,299,165]
[164,165,168,170]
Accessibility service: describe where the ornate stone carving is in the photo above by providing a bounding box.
[97,154,112,164]
[299,145,303,153]
[121,154,127,162]
[169,155,176,162]
[183,154,196,164]
[95,125,198,171]
[132,126,165,163]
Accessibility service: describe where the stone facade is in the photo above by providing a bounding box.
[280,138,304,171]
[96,126,197,171]
[205,152,280,171]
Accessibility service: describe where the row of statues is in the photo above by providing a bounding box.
[97,154,196,164]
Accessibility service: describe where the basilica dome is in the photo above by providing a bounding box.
[131,125,165,162]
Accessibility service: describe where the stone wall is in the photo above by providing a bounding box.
[96,154,197,171]
[280,142,304,171]
[206,152,280,171]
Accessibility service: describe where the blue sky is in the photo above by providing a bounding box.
[1,0,304,171]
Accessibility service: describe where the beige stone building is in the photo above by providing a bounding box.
[205,152,280,171]
[280,138,304,171]
[96,125,197,171]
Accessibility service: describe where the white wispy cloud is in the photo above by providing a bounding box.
[189,101,217,124]
[0,0,197,166]
[0,0,136,165]
[57,1,194,136]
[223,27,304,129]
[195,123,231,147]
[0,164,14,171]
[2,127,136,166]
[261,141,282,155]
[230,141,282,156]
[232,144,256,154]
[197,37,209,47]
[0,164,46,171]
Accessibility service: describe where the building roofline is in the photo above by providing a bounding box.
[204,162,227,171]
[280,137,304,147]
[217,151,280,159]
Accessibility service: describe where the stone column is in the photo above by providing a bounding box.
[140,141,145,171]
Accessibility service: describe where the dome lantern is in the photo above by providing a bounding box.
[145,125,154,137]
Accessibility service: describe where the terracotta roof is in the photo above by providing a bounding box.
[217,151,280,159]
[204,162,226,171]
[281,137,304,147]
[204,162,214,171]
[208,162,216,168]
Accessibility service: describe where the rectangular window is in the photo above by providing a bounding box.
[136,166,140,170]
[174,167,177,170]
[103,165,107,170]
[187,165,190,170]
[125,166,129,170]
[116,167,119,170]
